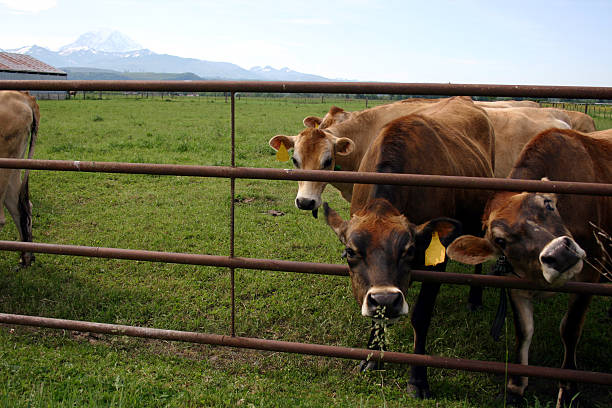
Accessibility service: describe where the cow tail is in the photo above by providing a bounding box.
[26,106,38,160]
[18,176,32,242]
[18,108,38,244]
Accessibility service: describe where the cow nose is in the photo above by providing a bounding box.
[540,255,558,268]
[295,197,316,210]
[540,237,583,273]
[365,292,405,318]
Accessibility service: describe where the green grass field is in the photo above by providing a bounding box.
[0,96,610,407]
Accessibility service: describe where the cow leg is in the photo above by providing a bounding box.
[0,201,5,231]
[0,169,9,231]
[506,292,534,401]
[359,321,385,371]
[407,279,442,399]
[556,293,592,408]
[5,169,34,266]
[467,263,483,311]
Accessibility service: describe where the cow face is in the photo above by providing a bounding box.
[447,191,586,287]
[324,199,461,319]
[269,127,354,212]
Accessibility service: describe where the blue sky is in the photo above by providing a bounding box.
[1,0,611,85]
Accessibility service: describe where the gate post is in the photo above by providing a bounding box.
[230,92,236,337]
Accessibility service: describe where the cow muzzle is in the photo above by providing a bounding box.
[539,236,586,286]
[295,182,324,213]
[361,286,409,319]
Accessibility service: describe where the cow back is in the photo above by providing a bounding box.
[484,107,571,177]
[564,110,597,133]
[351,97,494,236]
[0,91,38,159]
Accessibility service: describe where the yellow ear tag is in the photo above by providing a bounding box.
[314,123,319,128]
[276,142,290,162]
[425,231,446,266]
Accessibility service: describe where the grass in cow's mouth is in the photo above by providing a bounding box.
[372,306,390,352]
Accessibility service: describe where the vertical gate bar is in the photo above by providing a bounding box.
[230,92,236,336]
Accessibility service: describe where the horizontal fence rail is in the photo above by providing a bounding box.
[2,241,611,296]
[2,80,612,99]
[1,158,611,196]
[2,313,611,386]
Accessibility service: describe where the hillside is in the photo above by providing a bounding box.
[62,67,205,81]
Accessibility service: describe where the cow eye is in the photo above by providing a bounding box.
[494,237,507,249]
[544,199,554,211]
[343,247,357,259]
[322,157,333,169]
[291,157,299,168]
[402,246,415,259]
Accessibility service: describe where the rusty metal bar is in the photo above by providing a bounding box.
[1,313,610,385]
[3,80,612,99]
[1,241,610,296]
[230,91,236,337]
[0,159,610,196]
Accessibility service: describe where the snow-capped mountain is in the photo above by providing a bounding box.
[7,30,334,81]
[250,65,332,81]
[59,29,143,54]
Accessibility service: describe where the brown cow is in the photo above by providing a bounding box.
[483,107,571,177]
[447,128,612,406]
[475,100,540,109]
[0,91,39,266]
[269,97,490,215]
[324,97,495,398]
[563,110,597,133]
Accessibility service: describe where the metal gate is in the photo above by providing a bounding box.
[0,80,611,387]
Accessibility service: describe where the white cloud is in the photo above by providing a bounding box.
[0,0,57,13]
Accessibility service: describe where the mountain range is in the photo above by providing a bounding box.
[6,30,334,81]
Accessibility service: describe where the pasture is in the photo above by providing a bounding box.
[0,96,610,407]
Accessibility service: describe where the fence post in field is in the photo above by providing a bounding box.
[585,103,588,114]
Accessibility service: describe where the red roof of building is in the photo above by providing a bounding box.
[0,52,66,75]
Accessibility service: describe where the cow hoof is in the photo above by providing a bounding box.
[407,383,431,399]
[359,359,383,372]
[19,253,35,268]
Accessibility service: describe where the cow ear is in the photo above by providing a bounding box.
[303,116,322,128]
[415,217,463,251]
[269,135,296,151]
[335,137,355,156]
[323,202,348,244]
[446,235,498,265]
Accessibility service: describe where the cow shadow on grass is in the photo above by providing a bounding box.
[381,280,611,407]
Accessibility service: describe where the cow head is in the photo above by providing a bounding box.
[324,199,461,319]
[447,190,586,287]
[269,126,354,212]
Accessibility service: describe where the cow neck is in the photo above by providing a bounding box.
[330,106,418,172]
